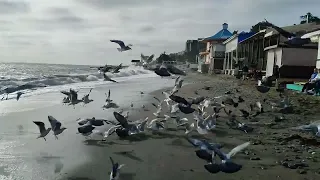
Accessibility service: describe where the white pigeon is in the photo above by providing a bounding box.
[170,103,180,114]
[153,101,163,117]
[147,118,165,130]
[219,142,251,163]
[193,113,208,135]
[177,122,195,134]
[103,125,122,140]
[48,116,67,140]
[33,121,52,141]
[162,91,172,107]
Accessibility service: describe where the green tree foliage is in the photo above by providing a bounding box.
[300,12,320,24]
[250,21,271,33]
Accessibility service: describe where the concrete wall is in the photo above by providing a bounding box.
[213,44,225,52]
[205,42,211,64]
[265,48,282,77]
[282,48,317,66]
[225,37,238,53]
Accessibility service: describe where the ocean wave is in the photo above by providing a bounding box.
[0,66,153,94]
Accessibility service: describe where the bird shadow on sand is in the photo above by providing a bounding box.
[82,139,108,147]
[166,127,179,132]
[83,139,131,147]
[119,133,153,142]
[114,150,143,162]
[119,173,136,180]
[150,131,183,139]
[168,138,194,148]
[67,177,95,180]
[212,128,229,137]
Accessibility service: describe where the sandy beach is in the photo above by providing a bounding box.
[1,72,320,180]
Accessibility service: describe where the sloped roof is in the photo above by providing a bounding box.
[204,29,232,41]
[266,22,320,37]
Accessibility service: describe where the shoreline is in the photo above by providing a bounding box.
[2,72,320,179]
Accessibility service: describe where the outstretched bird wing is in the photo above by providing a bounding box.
[226,142,250,159]
[33,121,47,133]
[110,40,126,48]
[48,116,61,131]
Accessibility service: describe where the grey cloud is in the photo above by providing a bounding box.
[26,7,87,31]
[75,0,153,9]
[139,25,155,33]
[0,0,30,14]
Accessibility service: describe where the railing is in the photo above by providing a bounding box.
[212,51,225,58]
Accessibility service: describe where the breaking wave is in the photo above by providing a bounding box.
[0,66,153,94]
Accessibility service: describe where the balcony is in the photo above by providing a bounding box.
[212,51,225,58]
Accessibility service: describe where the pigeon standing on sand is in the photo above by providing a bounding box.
[33,121,52,141]
[48,116,67,140]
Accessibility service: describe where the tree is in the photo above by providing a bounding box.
[156,52,172,64]
[300,12,320,24]
[250,21,271,33]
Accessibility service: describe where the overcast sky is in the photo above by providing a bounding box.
[0,0,319,65]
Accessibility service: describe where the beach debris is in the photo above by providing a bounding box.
[110,40,132,52]
[48,116,67,140]
[109,157,125,180]
[33,121,52,141]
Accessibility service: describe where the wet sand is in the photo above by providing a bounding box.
[63,73,320,180]
[2,73,320,180]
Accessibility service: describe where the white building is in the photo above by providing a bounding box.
[302,29,320,68]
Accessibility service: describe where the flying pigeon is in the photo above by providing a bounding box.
[110,40,132,52]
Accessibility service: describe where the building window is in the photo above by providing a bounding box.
[270,35,278,46]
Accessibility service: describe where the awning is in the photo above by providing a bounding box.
[301,30,320,40]
[264,31,273,38]
[199,51,209,55]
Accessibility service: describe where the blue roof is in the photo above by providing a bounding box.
[204,29,232,41]
[237,32,255,43]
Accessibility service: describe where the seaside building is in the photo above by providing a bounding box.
[302,29,320,68]
[222,32,255,75]
[237,30,266,72]
[185,39,206,63]
[199,23,233,74]
[263,22,320,78]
